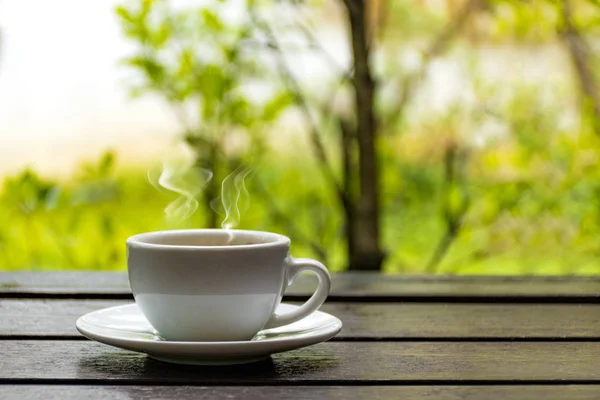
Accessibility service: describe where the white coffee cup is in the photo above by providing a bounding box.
[127,229,331,341]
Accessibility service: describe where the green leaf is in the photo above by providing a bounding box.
[44,186,62,210]
[197,64,228,100]
[176,48,194,78]
[201,9,224,32]
[115,6,135,24]
[229,97,251,125]
[154,22,171,47]
[125,56,166,83]
[263,92,293,122]
[99,151,115,176]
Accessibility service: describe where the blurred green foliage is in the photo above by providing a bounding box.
[2,0,600,273]
[3,107,600,274]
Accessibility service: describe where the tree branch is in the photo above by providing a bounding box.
[382,0,481,133]
[249,9,348,206]
[426,142,471,272]
[287,3,356,133]
[289,3,351,80]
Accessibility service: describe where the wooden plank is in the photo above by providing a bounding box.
[2,272,600,301]
[1,341,600,383]
[1,385,600,400]
[2,299,600,340]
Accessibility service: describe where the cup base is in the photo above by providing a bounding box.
[149,354,269,365]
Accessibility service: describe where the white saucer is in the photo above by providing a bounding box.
[76,303,342,365]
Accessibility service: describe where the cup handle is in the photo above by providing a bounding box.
[263,256,331,329]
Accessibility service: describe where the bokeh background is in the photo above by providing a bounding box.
[1,0,600,274]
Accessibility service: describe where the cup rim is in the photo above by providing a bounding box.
[126,229,290,251]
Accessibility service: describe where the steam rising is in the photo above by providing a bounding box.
[219,166,252,229]
[150,161,252,229]
[149,161,213,224]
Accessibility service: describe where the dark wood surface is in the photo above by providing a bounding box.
[1,272,599,399]
[3,341,600,383]
[2,386,600,400]
[2,299,600,339]
[2,272,600,301]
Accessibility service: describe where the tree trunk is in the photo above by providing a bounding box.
[339,119,357,268]
[343,0,385,270]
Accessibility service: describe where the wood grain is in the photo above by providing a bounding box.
[2,299,600,339]
[2,272,600,301]
[1,385,600,400]
[2,341,600,383]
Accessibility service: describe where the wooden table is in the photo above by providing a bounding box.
[1,272,600,399]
